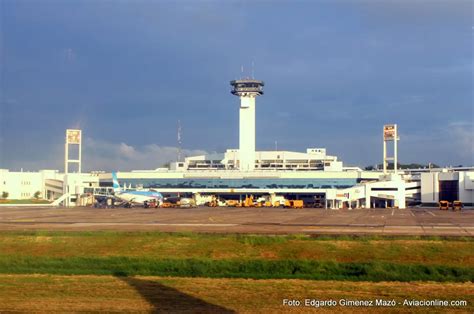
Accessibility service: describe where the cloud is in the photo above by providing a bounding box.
[358,1,472,22]
[83,138,208,171]
[446,122,474,161]
[398,121,474,166]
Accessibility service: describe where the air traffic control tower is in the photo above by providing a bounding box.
[230,79,264,171]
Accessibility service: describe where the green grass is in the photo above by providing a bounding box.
[0,231,472,282]
[0,199,51,204]
[0,231,472,267]
[0,256,472,282]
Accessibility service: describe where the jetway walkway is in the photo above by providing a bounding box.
[83,187,115,197]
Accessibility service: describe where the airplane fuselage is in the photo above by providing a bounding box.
[115,190,163,205]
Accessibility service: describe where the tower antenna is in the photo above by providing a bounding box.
[177,120,182,162]
[251,60,255,79]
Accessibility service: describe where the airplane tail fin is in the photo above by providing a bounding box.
[112,172,121,191]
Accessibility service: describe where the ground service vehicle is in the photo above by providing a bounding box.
[207,196,219,207]
[292,200,304,209]
[144,200,159,208]
[160,202,175,208]
[177,198,196,208]
[439,200,450,210]
[284,200,304,209]
[226,200,240,207]
[452,201,463,211]
[243,196,254,207]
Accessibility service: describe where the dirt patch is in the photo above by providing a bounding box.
[33,236,53,243]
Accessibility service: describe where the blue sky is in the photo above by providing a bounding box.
[0,0,472,171]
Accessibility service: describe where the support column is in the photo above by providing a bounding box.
[365,194,371,209]
[394,132,398,175]
[239,96,256,171]
[383,140,387,174]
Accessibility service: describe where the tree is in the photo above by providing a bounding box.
[34,191,41,199]
[1,191,8,199]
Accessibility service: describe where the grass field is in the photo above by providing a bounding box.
[0,199,51,204]
[0,231,472,312]
[0,232,472,266]
[0,275,472,313]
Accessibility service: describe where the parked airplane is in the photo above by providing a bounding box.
[112,172,164,207]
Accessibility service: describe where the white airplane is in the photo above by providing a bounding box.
[112,172,164,207]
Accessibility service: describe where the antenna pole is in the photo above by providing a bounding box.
[177,120,182,162]
[251,60,255,79]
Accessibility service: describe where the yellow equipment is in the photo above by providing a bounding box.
[284,200,304,209]
[439,200,450,210]
[292,200,304,209]
[452,201,463,211]
[226,200,240,207]
[243,195,254,207]
[160,202,175,208]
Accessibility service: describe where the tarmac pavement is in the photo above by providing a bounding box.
[0,206,472,236]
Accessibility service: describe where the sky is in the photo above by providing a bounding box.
[0,0,472,171]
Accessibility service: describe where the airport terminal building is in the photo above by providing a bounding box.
[1,78,473,208]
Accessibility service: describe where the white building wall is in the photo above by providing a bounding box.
[421,172,439,204]
[324,161,343,171]
[0,169,100,206]
[459,171,474,205]
[0,169,62,200]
